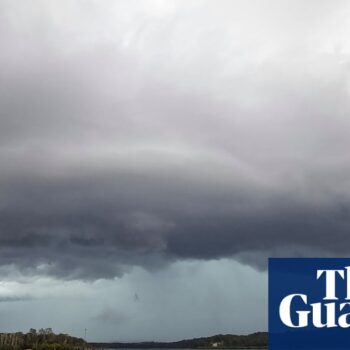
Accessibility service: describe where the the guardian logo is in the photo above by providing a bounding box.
[279,267,350,328]
[269,258,350,350]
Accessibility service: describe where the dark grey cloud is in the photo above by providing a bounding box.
[1,0,350,280]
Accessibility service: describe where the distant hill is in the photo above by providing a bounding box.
[0,329,89,350]
[90,332,268,349]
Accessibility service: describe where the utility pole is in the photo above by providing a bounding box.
[84,328,87,341]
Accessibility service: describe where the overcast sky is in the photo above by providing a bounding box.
[1,0,350,342]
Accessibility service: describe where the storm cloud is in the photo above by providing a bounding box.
[1,0,350,280]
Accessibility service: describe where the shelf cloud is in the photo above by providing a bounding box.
[1,0,350,280]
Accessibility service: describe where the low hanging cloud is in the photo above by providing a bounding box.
[1,0,350,279]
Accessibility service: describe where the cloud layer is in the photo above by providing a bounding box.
[1,0,350,279]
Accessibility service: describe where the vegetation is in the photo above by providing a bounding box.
[1,330,268,349]
[91,332,268,349]
[0,329,89,350]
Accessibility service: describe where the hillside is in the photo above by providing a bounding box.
[91,332,268,349]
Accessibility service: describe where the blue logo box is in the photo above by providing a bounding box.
[269,258,350,350]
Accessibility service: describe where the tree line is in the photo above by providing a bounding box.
[92,332,268,349]
[0,329,89,350]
